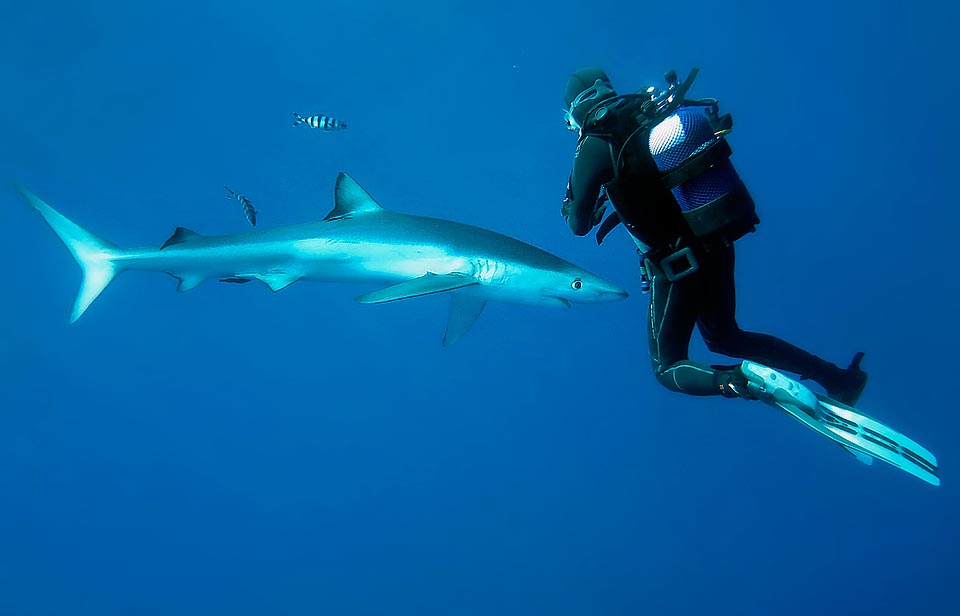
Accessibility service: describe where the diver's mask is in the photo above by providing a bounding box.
[564,79,616,132]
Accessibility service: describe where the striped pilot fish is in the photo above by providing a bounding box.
[224,186,258,226]
[293,112,347,131]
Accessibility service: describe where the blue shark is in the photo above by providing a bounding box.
[16,173,627,345]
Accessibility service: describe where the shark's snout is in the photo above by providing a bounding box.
[600,288,629,301]
[561,277,628,304]
[584,275,629,302]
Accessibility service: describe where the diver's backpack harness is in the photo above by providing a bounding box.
[579,68,760,283]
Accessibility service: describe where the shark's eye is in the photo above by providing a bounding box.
[571,278,583,290]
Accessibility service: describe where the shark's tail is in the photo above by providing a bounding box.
[15,184,124,322]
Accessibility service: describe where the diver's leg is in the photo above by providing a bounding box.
[696,246,866,403]
[647,259,725,396]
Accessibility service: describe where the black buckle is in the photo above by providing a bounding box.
[660,247,699,282]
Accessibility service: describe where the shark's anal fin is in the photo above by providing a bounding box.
[160,227,203,250]
[220,277,252,284]
[355,272,478,304]
[443,295,486,347]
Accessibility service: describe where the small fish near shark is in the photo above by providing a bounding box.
[15,173,627,345]
[293,112,346,131]
[224,186,258,226]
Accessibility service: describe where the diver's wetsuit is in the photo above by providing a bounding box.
[565,131,852,396]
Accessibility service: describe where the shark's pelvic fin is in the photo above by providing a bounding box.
[324,172,387,221]
[255,272,303,292]
[168,272,206,292]
[15,184,123,322]
[443,295,487,347]
[161,227,204,250]
[355,272,478,304]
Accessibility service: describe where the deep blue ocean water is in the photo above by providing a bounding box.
[2,1,958,614]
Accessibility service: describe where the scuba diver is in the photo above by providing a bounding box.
[560,67,868,405]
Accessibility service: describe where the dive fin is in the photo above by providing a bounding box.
[815,392,939,485]
[443,295,486,347]
[15,184,123,322]
[843,446,874,466]
[355,272,478,304]
[741,361,940,486]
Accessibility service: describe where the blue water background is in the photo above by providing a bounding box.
[1,1,958,614]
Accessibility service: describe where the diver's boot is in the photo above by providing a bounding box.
[717,367,758,400]
[824,352,869,406]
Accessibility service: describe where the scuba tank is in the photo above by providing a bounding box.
[648,102,758,242]
[585,68,759,250]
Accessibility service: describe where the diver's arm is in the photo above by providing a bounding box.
[563,136,614,236]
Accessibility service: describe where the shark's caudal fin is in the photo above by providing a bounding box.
[15,185,124,322]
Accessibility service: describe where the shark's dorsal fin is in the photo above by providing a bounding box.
[161,227,203,250]
[324,172,387,221]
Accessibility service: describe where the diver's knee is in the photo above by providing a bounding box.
[652,366,683,393]
[703,330,745,355]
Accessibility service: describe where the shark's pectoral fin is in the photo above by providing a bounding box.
[443,295,487,347]
[255,272,303,292]
[168,272,205,292]
[355,272,478,304]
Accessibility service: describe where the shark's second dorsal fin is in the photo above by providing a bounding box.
[324,172,386,221]
[161,227,203,250]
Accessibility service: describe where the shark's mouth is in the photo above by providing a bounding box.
[600,289,629,300]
